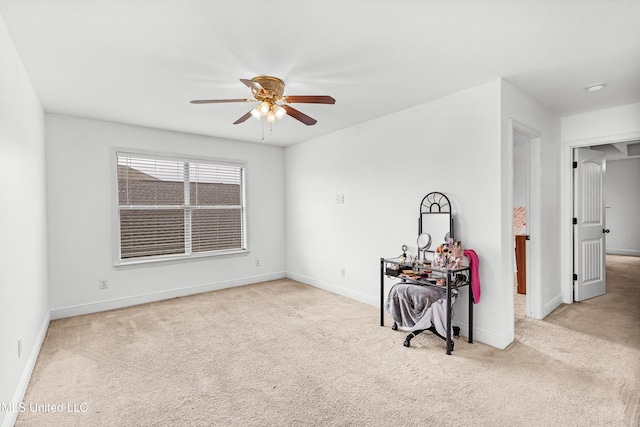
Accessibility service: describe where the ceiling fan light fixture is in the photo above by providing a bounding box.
[250,107,262,120]
[273,104,286,120]
[259,101,271,115]
[190,75,335,128]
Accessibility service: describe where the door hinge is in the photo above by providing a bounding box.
[572,161,577,168]
[573,218,577,225]
[573,273,578,281]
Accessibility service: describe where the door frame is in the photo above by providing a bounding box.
[511,120,542,319]
[561,131,640,303]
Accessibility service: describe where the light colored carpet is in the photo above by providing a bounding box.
[16,255,640,426]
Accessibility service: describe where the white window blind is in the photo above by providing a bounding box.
[116,153,246,263]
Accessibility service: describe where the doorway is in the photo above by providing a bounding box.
[513,130,529,319]
[511,120,542,320]
[561,131,640,303]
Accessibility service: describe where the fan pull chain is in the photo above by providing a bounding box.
[261,119,265,143]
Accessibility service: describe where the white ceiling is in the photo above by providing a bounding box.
[1,0,639,147]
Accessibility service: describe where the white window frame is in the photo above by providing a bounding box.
[112,149,248,266]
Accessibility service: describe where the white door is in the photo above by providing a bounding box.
[573,148,607,301]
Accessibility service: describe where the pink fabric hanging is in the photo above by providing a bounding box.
[464,249,481,304]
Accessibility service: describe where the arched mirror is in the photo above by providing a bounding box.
[418,192,453,251]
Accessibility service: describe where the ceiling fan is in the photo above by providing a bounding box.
[190,76,335,126]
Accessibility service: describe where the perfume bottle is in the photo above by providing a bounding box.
[452,241,463,259]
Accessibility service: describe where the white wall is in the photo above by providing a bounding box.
[0,13,49,427]
[501,81,562,321]
[605,158,640,256]
[562,102,640,143]
[285,80,511,348]
[46,115,286,317]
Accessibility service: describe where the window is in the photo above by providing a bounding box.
[115,152,246,264]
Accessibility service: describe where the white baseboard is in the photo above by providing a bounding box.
[286,272,379,307]
[50,272,286,320]
[543,293,563,318]
[607,249,640,257]
[456,322,513,350]
[3,311,50,427]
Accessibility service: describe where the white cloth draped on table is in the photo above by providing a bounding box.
[384,283,457,337]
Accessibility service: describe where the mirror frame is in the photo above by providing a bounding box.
[417,232,432,250]
[418,191,454,247]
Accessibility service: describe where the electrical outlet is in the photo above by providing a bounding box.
[340,268,346,277]
[18,337,22,358]
[99,279,109,289]
[255,259,260,267]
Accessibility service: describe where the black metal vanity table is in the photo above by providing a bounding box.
[380,258,473,355]
[379,191,474,355]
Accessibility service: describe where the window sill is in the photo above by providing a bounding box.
[114,249,249,269]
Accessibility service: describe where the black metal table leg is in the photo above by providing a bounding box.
[446,271,453,354]
[380,258,385,327]
[469,284,473,343]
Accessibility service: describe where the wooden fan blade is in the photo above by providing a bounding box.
[282,105,317,126]
[284,95,336,104]
[190,99,253,104]
[240,79,266,94]
[233,110,253,125]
